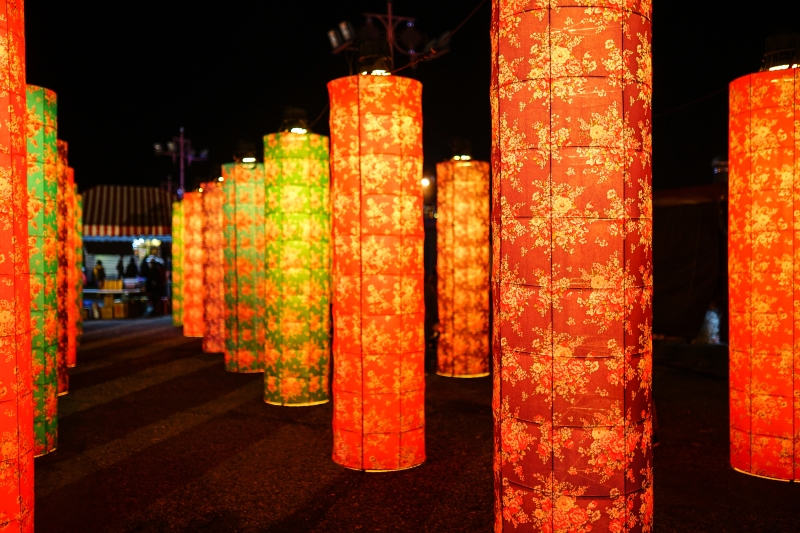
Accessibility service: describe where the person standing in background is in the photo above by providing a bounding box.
[93,260,106,288]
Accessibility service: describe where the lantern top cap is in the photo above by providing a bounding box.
[761,33,800,71]
[280,107,311,134]
[358,40,393,76]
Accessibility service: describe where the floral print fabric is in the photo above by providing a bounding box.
[437,160,491,378]
[491,1,654,531]
[263,133,331,406]
[26,84,58,456]
[66,171,77,368]
[0,2,36,528]
[202,182,224,353]
[222,163,267,372]
[328,75,426,471]
[75,193,83,342]
[56,140,69,395]
[729,69,800,481]
[172,202,184,327]
[182,192,204,338]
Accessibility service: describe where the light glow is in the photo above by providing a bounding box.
[421,177,430,187]
[242,157,257,163]
[453,155,472,161]
[290,127,308,134]
[218,176,224,182]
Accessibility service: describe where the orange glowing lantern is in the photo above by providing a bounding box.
[729,68,800,481]
[436,157,490,378]
[222,162,267,372]
[0,2,35,528]
[66,169,77,368]
[182,191,204,338]
[172,201,184,327]
[202,181,224,353]
[56,139,69,395]
[328,74,426,471]
[491,2,654,530]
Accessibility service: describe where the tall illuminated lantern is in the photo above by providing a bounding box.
[328,43,426,471]
[74,191,83,342]
[182,191,204,337]
[491,2,654,530]
[0,2,35,528]
[202,180,224,353]
[263,111,331,406]
[222,161,266,372]
[55,140,69,395]
[729,55,800,481]
[26,84,58,456]
[66,169,77,367]
[172,201,184,327]
[436,144,490,378]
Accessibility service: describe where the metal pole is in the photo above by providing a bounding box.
[179,127,185,198]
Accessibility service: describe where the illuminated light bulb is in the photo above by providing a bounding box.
[242,157,257,163]
[218,176,224,182]
[370,69,390,76]
[454,155,461,160]
[769,64,790,71]
[421,177,431,187]
[290,127,308,134]
[198,187,203,192]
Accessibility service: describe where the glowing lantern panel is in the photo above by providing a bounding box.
[182,191,204,337]
[75,192,83,341]
[729,69,800,481]
[56,139,69,395]
[66,169,77,367]
[491,2,654,530]
[328,75,426,471]
[202,181,224,353]
[172,202,184,327]
[436,159,490,377]
[26,84,58,456]
[263,133,331,406]
[222,163,266,372]
[0,3,35,528]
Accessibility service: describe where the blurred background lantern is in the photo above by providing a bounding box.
[436,140,490,378]
[26,84,59,456]
[728,60,800,481]
[182,191,204,337]
[202,180,224,353]
[56,139,69,395]
[263,113,331,406]
[172,201,184,327]
[75,192,83,342]
[0,3,35,527]
[491,3,654,530]
[66,168,77,367]
[222,161,267,372]
[328,69,426,471]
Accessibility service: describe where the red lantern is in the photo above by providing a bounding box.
[491,2,654,530]
[436,159,491,377]
[182,191,204,338]
[0,1,35,528]
[66,168,77,367]
[328,74,426,471]
[56,139,69,395]
[202,181,224,353]
[729,68,799,481]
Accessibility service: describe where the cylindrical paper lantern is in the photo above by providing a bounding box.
[436,158,491,378]
[202,181,224,353]
[182,191,204,337]
[263,132,331,406]
[491,3,654,530]
[222,162,267,372]
[172,201,184,327]
[328,75,426,471]
[729,68,800,481]
[0,3,35,528]
[56,139,69,395]
[75,192,83,341]
[66,169,77,368]
[26,84,58,456]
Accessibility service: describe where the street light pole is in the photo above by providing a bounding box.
[154,127,208,199]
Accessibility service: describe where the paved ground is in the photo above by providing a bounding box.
[34,319,800,532]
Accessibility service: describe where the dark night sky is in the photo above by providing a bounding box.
[25,1,800,193]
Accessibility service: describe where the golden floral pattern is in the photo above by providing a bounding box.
[491,1,653,531]
[729,68,800,481]
[172,202,184,327]
[26,84,59,456]
[0,2,36,528]
[202,181,224,353]
[55,140,69,395]
[437,160,491,377]
[66,171,77,367]
[222,163,267,372]
[182,191,204,338]
[328,75,426,471]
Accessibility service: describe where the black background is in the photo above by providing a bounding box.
[25,1,800,192]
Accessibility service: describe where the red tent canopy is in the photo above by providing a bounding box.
[83,185,176,237]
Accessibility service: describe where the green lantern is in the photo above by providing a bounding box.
[172,201,184,327]
[26,84,59,456]
[222,162,267,372]
[263,133,331,406]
